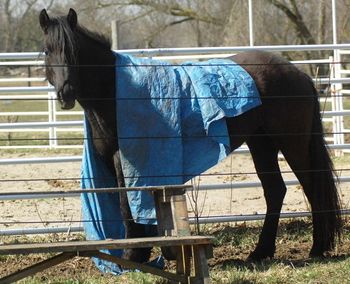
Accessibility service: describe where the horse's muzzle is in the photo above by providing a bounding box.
[57,83,76,110]
[59,98,76,110]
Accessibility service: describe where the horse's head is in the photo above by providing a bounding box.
[39,8,79,110]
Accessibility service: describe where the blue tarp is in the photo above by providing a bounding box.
[116,54,261,222]
[81,119,125,274]
[81,53,261,274]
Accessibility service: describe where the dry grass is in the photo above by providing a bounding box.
[1,219,350,283]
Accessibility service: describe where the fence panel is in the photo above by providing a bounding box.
[1,45,350,235]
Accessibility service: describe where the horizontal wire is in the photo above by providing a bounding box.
[1,94,349,101]
[0,218,153,225]
[0,219,154,225]
[0,131,348,142]
[0,168,348,183]
[0,208,348,226]
[0,61,347,68]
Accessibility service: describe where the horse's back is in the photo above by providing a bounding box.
[231,51,295,77]
[227,51,317,149]
[230,51,315,100]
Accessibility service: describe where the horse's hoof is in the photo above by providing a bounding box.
[247,249,274,261]
[161,247,178,261]
[122,248,152,263]
[309,248,325,258]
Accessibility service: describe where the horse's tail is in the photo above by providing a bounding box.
[309,85,342,254]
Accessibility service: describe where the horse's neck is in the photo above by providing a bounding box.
[84,107,117,159]
[78,37,118,160]
[78,39,115,110]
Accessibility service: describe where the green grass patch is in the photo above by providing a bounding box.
[210,257,350,284]
[1,97,84,148]
[0,131,84,147]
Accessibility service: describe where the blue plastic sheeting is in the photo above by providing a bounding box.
[81,121,164,274]
[80,53,261,274]
[116,54,261,222]
[81,119,125,274]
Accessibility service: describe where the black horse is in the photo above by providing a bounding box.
[39,8,342,262]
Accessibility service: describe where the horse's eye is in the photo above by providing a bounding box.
[44,49,49,56]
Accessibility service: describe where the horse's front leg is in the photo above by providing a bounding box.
[113,151,156,263]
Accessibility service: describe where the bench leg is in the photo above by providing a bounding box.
[190,245,211,284]
[93,251,187,283]
[0,252,75,284]
[154,191,178,260]
[175,245,191,283]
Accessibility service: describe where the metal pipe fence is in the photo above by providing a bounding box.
[0,46,349,153]
[1,44,350,235]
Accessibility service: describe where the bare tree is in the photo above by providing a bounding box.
[73,1,333,47]
[4,0,348,51]
[264,0,333,74]
[267,0,317,45]
[0,0,55,51]
[93,0,225,25]
[338,0,350,43]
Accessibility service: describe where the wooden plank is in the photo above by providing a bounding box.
[190,245,211,284]
[176,245,191,279]
[171,194,191,236]
[205,244,214,259]
[0,236,214,255]
[92,251,187,283]
[154,191,178,260]
[0,252,75,284]
[154,191,174,236]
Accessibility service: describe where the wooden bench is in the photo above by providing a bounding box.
[0,185,214,283]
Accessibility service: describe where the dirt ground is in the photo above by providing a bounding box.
[0,151,350,231]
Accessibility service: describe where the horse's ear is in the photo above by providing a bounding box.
[39,9,50,33]
[67,8,78,30]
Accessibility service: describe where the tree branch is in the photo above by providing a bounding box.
[94,0,224,26]
[267,0,316,45]
[144,17,193,48]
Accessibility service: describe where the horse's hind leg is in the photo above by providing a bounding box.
[246,130,287,260]
[279,138,340,257]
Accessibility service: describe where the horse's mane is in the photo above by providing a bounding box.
[76,24,111,50]
[46,16,111,62]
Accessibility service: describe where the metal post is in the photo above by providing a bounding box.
[48,83,57,148]
[111,20,119,50]
[332,0,337,45]
[248,0,254,46]
[331,0,344,156]
[52,88,58,148]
